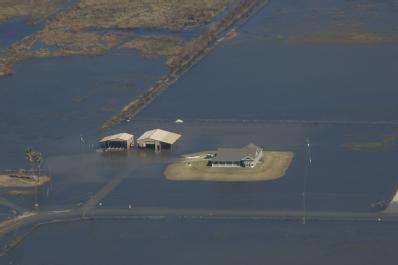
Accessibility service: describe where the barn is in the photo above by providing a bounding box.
[137,129,181,151]
[99,133,134,151]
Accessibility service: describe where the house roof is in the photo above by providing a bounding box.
[212,144,262,162]
[137,129,181,145]
[99,133,134,142]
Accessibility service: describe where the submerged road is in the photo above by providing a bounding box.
[1,204,398,256]
[0,197,28,214]
[1,206,398,237]
[81,170,131,212]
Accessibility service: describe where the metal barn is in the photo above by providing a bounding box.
[99,133,134,151]
[137,129,181,151]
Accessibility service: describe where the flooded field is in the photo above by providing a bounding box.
[0,120,397,214]
[1,0,398,263]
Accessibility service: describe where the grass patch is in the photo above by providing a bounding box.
[164,151,294,182]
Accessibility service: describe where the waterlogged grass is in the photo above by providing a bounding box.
[287,32,398,45]
[121,36,184,58]
[0,0,232,77]
[343,142,385,151]
[343,135,398,151]
[0,0,64,24]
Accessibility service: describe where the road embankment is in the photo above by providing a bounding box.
[2,205,398,256]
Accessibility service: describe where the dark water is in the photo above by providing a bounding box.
[0,50,167,209]
[3,219,398,265]
[140,0,398,121]
[0,50,167,168]
[140,43,398,121]
[1,120,396,214]
[0,18,42,49]
[1,0,398,263]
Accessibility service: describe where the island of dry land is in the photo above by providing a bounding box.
[164,151,294,182]
[0,174,50,188]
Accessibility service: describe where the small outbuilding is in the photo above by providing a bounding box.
[137,129,181,151]
[99,133,134,151]
[210,144,263,168]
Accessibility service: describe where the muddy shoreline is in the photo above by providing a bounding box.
[0,174,50,188]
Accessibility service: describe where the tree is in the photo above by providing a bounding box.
[25,147,44,180]
[33,151,43,176]
[25,147,35,172]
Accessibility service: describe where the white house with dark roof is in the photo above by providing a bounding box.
[137,129,181,151]
[210,144,263,168]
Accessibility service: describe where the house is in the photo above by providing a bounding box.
[210,144,263,168]
[99,133,134,151]
[137,129,181,151]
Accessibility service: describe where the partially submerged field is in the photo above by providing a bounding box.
[0,0,231,77]
[0,0,64,24]
[0,174,50,188]
[164,151,294,182]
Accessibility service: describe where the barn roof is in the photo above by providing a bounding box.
[137,129,181,145]
[99,133,134,142]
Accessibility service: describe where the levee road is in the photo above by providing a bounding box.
[1,202,398,256]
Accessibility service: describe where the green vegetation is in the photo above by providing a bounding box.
[25,147,44,175]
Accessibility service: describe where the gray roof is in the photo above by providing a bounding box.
[212,144,262,162]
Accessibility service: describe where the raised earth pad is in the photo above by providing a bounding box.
[164,151,294,182]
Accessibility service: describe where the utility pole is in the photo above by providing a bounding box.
[303,137,311,224]
[80,135,85,155]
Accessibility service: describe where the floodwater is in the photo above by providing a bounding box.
[140,0,398,121]
[1,0,398,264]
[0,18,43,49]
[4,219,398,265]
